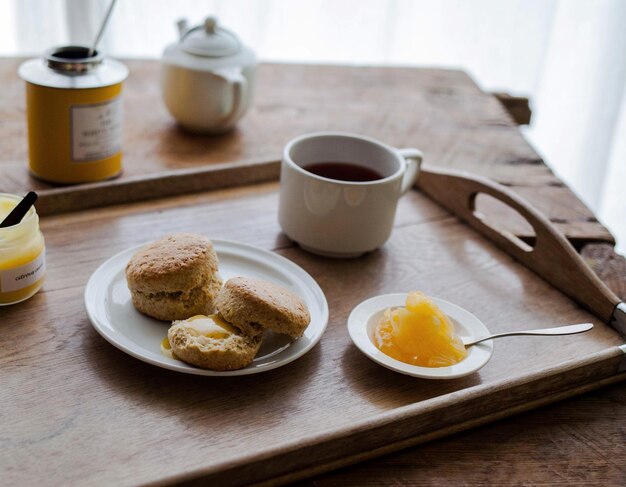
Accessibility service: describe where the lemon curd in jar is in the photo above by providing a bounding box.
[373,291,467,367]
[0,194,46,305]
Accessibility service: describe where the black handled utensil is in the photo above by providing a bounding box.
[0,192,38,228]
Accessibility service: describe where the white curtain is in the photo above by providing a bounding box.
[1,0,624,252]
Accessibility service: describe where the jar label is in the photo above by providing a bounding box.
[0,250,46,293]
[71,97,123,162]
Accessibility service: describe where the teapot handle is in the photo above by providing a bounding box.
[214,68,247,128]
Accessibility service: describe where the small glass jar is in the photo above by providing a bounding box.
[0,193,46,305]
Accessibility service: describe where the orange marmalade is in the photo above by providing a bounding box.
[0,194,46,305]
[373,291,467,367]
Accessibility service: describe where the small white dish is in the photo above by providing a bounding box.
[348,293,493,379]
[85,239,328,376]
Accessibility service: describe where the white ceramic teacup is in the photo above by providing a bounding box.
[278,132,422,257]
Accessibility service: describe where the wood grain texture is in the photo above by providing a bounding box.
[416,165,622,324]
[1,59,625,487]
[582,243,626,301]
[0,59,613,244]
[0,184,624,486]
[33,159,280,216]
[291,382,626,487]
[492,92,532,125]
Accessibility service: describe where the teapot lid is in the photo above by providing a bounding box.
[180,17,240,57]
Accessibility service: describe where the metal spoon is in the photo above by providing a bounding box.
[87,0,118,58]
[462,322,593,347]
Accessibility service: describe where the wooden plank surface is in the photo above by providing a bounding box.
[0,59,613,245]
[302,243,626,487]
[1,183,624,486]
[293,382,626,487]
[1,59,625,486]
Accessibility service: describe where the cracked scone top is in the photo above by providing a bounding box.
[125,233,222,321]
[216,276,311,338]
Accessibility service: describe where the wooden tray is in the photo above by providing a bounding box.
[0,60,613,246]
[2,181,624,486]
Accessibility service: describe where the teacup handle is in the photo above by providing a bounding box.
[398,148,423,195]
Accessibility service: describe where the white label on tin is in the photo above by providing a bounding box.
[71,97,122,162]
[0,250,46,293]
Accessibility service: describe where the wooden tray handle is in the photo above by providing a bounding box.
[416,164,622,325]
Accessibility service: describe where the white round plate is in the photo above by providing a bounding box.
[85,239,329,376]
[348,293,493,379]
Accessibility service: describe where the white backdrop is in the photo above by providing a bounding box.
[1,0,624,252]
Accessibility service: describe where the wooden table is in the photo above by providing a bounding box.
[1,60,624,486]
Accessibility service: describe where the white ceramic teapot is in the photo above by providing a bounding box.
[161,17,256,133]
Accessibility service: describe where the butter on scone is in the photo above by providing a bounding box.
[216,277,311,338]
[168,315,262,370]
[125,233,222,321]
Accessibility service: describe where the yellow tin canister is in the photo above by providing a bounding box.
[19,46,128,184]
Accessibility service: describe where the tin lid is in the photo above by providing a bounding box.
[45,46,104,73]
[18,45,128,89]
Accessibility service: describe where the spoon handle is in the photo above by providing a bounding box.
[0,191,38,228]
[463,323,594,347]
[88,0,118,57]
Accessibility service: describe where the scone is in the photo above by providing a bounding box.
[125,233,222,321]
[168,315,262,370]
[215,276,311,338]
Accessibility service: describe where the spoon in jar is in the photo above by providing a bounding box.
[87,0,118,58]
[0,192,38,228]
[462,322,593,347]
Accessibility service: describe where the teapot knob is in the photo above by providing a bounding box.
[176,18,188,39]
[204,16,218,34]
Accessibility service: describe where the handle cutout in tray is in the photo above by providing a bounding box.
[471,192,536,253]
